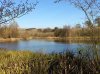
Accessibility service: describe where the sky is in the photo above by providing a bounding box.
[16,0,85,28]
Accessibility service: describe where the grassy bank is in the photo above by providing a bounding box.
[0,49,100,74]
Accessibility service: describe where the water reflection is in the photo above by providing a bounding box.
[0,39,88,53]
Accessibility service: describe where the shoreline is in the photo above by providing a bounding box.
[0,38,22,42]
[0,36,99,43]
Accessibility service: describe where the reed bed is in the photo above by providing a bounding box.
[0,49,99,74]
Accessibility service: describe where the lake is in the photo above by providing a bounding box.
[0,39,90,53]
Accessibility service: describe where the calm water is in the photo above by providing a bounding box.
[0,39,88,53]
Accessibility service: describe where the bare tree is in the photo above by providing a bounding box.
[55,0,100,26]
[55,0,100,43]
[55,0,100,61]
[95,17,100,27]
[9,20,19,38]
[0,0,38,24]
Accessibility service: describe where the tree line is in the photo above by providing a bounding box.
[0,16,99,40]
[54,17,100,38]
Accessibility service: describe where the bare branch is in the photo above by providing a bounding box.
[0,0,38,24]
[55,0,100,25]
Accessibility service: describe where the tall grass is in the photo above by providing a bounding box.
[0,49,99,74]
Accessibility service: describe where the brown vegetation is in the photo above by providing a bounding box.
[0,49,99,74]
